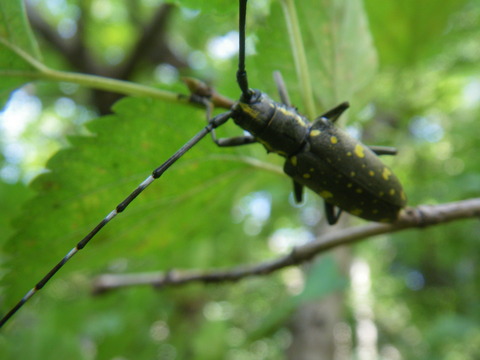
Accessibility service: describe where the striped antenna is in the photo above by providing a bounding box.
[0,111,231,328]
[236,0,252,101]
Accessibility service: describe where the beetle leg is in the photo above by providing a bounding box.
[315,102,350,123]
[293,180,304,203]
[204,100,257,147]
[273,71,292,106]
[213,135,257,147]
[369,145,397,156]
[325,202,343,225]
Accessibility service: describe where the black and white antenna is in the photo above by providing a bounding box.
[236,0,252,101]
[0,0,258,329]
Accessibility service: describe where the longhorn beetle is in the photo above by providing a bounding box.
[0,0,406,328]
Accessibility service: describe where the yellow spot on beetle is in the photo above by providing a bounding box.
[351,209,363,216]
[294,115,308,128]
[347,183,353,188]
[401,191,407,201]
[319,190,333,199]
[382,167,392,181]
[354,144,365,158]
[310,129,321,136]
[330,136,338,144]
[379,191,385,197]
[303,173,311,179]
[350,171,356,177]
[309,168,315,172]
[369,170,375,176]
[356,188,363,194]
[346,151,352,156]
[277,106,292,117]
[290,156,297,166]
[239,103,259,118]
[276,108,308,128]
[389,189,396,196]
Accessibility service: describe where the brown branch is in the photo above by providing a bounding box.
[93,198,480,294]
[27,3,188,114]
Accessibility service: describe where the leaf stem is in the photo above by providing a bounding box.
[0,38,183,104]
[280,0,316,119]
[41,67,180,103]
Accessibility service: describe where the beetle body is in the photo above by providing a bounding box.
[0,0,408,329]
[231,90,406,223]
[231,91,310,156]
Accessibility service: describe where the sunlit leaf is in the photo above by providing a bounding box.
[0,0,41,105]
[251,0,377,116]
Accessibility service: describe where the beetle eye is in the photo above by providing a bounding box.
[249,90,262,103]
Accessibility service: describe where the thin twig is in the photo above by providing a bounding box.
[93,198,480,294]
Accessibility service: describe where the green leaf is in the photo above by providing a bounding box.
[251,0,377,117]
[172,0,238,14]
[300,0,377,107]
[3,96,280,304]
[0,0,41,105]
[365,0,466,67]
[0,181,32,245]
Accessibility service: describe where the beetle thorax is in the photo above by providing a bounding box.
[231,91,311,157]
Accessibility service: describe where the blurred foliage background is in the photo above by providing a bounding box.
[0,0,479,359]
